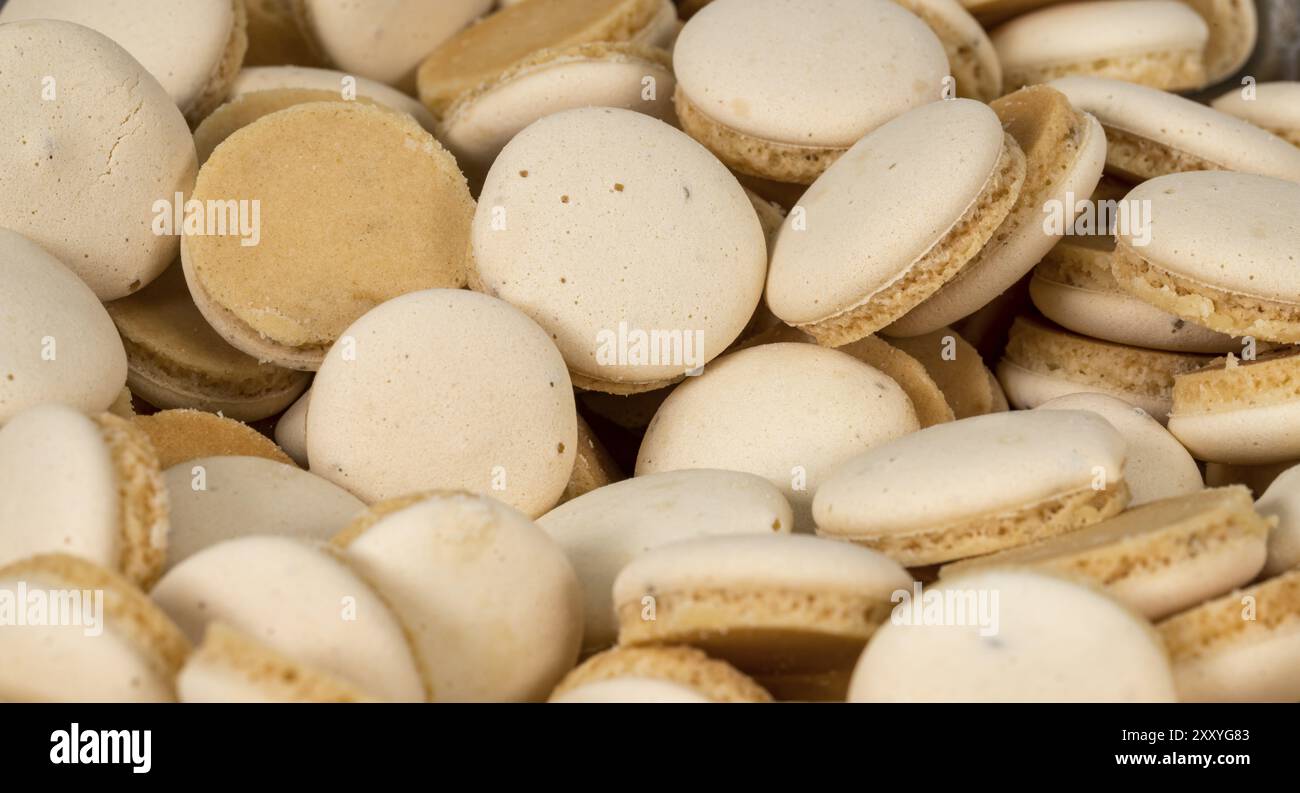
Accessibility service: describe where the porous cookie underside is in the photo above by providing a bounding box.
[95,414,168,588]
[119,334,305,406]
[1004,48,1206,94]
[674,85,848,185]
[1101,125,1225,182]
[1111,244,1300,344]
[1160,569,1300,660]
[800,134,1027,347]
[551,645,772,703]
[831,483,1130,566]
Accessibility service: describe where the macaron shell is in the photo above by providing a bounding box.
[1183,0,1259,83]
[229,65,438,130]
[296,0,491,87]
[471,107,766,387]
[549,644,773,702]
[1169,398,1300,465]
[631,0,682,49]
[886,328,1003,420]
[895,0,1002,102]
[636,343,920,528]
[151,535,425,702]
[307,290,577,514]
[274,388,311,467]
[1254,464,1300,577]
[848,568,1178,702]
[0,20,197,301]
[538,468,794,651]
[0,0,246,120]
[335,492,584,702]
[673,0,948,148]
[194,88,392,164]
[1,229,127,424]
[163,456,365,571]
[243,0,326,68]
[559,415,622,504]
[1035,392,1202,505]
[1212,81,1300,146]
[133,409,295,469]
[550,677,712,703]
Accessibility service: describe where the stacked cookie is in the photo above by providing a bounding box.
[1,0,1299,703]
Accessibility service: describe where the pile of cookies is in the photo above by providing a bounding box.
[1,0,1299,703]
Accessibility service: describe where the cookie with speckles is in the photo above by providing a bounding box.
[1213,82,1300,148]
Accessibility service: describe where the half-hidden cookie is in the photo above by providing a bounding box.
[182,102,474,370]
[942,487,1268,619]
[538,468,793,652]
[672,0,948,185]
[549,645,772,703]
[550,678,712,703]
[1204,459,1296,497]
[163,455,364,571]
[133,409,295,469]
[1169,349,1300,465]
[813,410,1128,566]
[0,405,168,587]
[274,389,311,467]
[894,0,1002,103]
[614,534,912,700]
[228,65,437,130]
[417,0,668,119]
[636,343,920,529]
[292,0,491,88]
[886,328,1007,420]
[1029,236,1241,354]
[1035,392,1202,505]
[1,229,127,424]
[0,20,197,301]
[991,0,1209,92]
[1183,0,1259,84]
[439,43,676,187]
[243,0,325,67]
[194,88,387,163]
[997,315,1212,420]
[765,99,1026,347]
[1213,81,1300,147]
[1112,171,1300,344]
[1047,76,1300,183]
[887,85,1105,336]
[151,535,425,702]
[1158,567,1300,702]
[1255,464,1300,577]
[334,491,583,702]
[106,264,310,421]
[849,568,1178,702]
[559,415,622,505]
[471,107,766,393]
[307,290,577,515]
[0,0,248,123]
[0,554,190,703]
[178,622,375,703]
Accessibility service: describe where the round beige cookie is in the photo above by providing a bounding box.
[765,99,1026,347]
[991,0,1209,92]
[886,328,1006,420]
[105,263,310,421]
[194,88,389,163]
[1169,349,1300,465]
[334,491,583,702]
[1183,0,1259,84]
[0,20,197,301]
[997,315,1212,421]
[550,677,712,703]
[549,645,772,703]
[942,487,1268,619]
[163,455,364,572]
[471,107,766,393]
[558,415,622,505]
[894,0,1002,102]
[417,0,668,119]
[307,290,577,515]
[182,101,474,371]
[0,0,248,123]
[439,43,676,187]
[1029,236,1242,354]
[1047,76,1300,184]
[1112,171,1300,344]
[672,0,949,184]
[1213,81,1300,147]
[178,622,376,703]
[0,405,168,587]
[1,229,127,424]
[887,85,1106,336]
[813,410,1129,566]
[1158,567,1300,702]
[133,409,294,469]
[538,468,793,652]
[1035,392,1202,505]
[293,0,492,88]
[636,343,920,529]
[614,534,912,699]
[229,65,436,130]
[0,554,190,703]
[849,568,1178,702]
[152,535,425,702]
